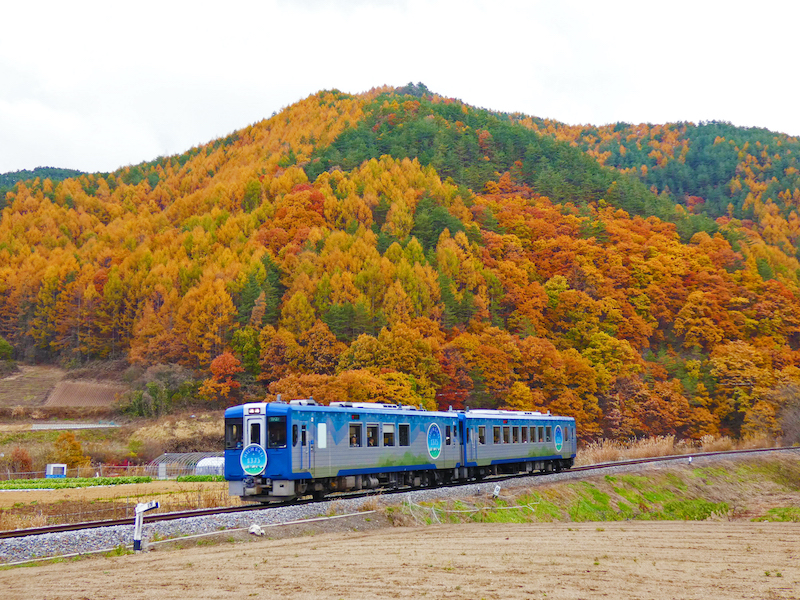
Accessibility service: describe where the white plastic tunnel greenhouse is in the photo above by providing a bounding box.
[145,452,224,479]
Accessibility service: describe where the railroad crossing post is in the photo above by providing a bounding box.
[133,501,159,552]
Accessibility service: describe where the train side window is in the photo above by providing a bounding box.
[564,427,570,442]
[350,423,362,447]
[318,423,327,449]
[250,422,261,446]
[493,426,501,444]
[478,426,486,445]
[445,425,452,445]
[512,427,519,443]
[545,426,552,443]
[292,424,299,447]
[521,427,528,443]
[383,423,395,446]
[503,426,510,444]
[268,417,287,448]
[466,427,471,443]
[367,424,378,447]
[538,426,544,442]
[399,424,410,446]
[301,425,307,446]
[530,426,536,443]
[225,419,243,449]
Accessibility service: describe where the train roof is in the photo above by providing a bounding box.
[225,399,574,421]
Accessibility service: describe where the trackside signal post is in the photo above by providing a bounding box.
[133,501,159,552]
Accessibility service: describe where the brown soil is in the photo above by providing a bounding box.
[45,380,126,408]
[0,365,64,407]
[2,520,799,599]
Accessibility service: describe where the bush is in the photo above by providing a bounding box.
[779,383,800,445]
[0,360,19,378]
[10,446,32,473]
[54,431,91,468]
[0,335,13,360]
[123,364,200,418]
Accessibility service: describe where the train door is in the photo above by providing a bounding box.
[292,420,313,473]
[464,420,477,464]
[458,421,467,465]
[315,417,327,476]
[244,411,266,450]
[302,421,312,473]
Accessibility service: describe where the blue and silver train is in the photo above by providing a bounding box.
[224,398,576,502]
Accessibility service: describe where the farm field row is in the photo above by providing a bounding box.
[2,521,798,599]
[0,480,241,531]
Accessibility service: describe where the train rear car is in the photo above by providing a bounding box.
[460,409,576,477]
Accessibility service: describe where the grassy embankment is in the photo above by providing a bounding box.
[387,455,800,526]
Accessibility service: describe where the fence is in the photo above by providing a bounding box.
[0,452,224,481]
[0,464,150,481]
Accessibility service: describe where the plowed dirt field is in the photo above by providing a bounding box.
[0,365,64,406]
[2,521,798,599]
[45,380,126,407]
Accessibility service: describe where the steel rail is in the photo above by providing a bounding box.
[1,445,796,540]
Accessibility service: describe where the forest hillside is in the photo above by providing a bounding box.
[2,84,800,441]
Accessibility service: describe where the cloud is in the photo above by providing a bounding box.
[1,0,798,172]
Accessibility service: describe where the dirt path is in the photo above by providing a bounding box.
[2,521,798,599]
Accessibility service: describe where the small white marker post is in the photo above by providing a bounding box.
[133,501,159,552]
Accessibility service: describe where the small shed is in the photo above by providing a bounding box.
[46,463,67,478]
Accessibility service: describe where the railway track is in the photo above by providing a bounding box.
[2,445,797,540]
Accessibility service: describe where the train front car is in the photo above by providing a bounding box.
[225,400,462,503]
[460,409,576,477]
[224,401,292,500]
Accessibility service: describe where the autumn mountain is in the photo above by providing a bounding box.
[2,84,800,441]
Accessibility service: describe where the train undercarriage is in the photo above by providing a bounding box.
[236,457,574,503]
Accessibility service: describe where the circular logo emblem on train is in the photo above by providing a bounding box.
[427,423,442,460]
[554,425,563,453]
[240,443,267,476]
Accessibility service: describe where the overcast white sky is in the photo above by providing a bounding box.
[1,0,797,174]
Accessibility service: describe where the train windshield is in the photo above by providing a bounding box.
[225,418,243,449]
[268,416,287,448]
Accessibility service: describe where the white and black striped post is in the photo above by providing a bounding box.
[133,501,159,552]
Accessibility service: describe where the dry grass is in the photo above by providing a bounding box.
[325,499,345,517]
[699,435,735,452]
[131,413,222,441]
[0,481,243,532]
[359,496,381,512]
[575,435,780,466]
[576,437,681,465]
